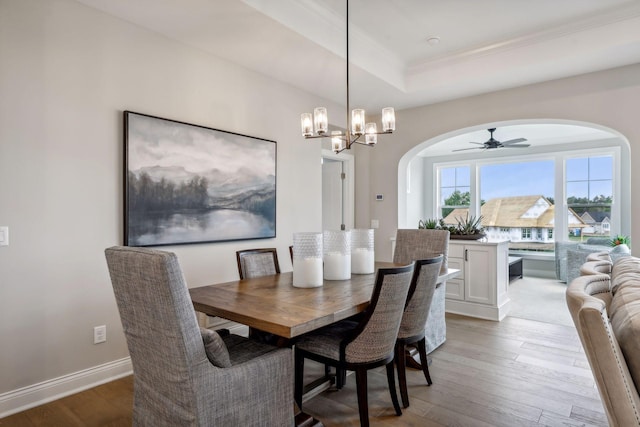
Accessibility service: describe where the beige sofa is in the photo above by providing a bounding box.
[566,252,640,426]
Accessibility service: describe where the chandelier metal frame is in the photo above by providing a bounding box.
[300,0,395,154]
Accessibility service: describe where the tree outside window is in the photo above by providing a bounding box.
[439,167,470,217]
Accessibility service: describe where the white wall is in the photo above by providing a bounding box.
[0,0,339,404]
[366,64,640,260]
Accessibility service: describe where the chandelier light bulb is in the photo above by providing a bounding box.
[351,109,365,136]
[301,113,313,137]
[382,107,395,132]
[314,107,328,135]
[365,123,377,145]
[331,131,343,152]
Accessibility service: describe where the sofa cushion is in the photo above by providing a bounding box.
[610,283,640,391]
[611,256,640,294]
[200,327,231,368]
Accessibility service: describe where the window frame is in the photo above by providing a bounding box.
[432,147,621,243]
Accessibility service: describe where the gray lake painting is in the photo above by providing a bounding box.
[124,112,276,246]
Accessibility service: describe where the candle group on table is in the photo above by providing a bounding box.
[291,229,375,286]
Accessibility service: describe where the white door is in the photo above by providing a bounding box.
[322,159,344,231]
[321,150,354,232]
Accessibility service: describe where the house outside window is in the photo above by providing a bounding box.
[548,229,553,239]
[566,155,613,239]
[522,228,532,239]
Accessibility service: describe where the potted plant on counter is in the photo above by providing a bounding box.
[609,234,631,248]
[418,214,486,240]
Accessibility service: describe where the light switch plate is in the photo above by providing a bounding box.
[0,226,8,246]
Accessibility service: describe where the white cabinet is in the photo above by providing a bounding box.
[445,240,510,321]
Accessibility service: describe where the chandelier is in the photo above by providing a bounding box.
[300,0,396,154]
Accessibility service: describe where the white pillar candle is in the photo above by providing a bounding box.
[293,257,323,288]
[351,248,374,274]
[324,251,351,280]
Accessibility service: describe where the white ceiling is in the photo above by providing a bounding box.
[73,0,638,150]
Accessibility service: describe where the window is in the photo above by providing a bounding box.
[432,148,621,250]
[566,155,613,239]
[479,160,554,250]
[438,166,470,218]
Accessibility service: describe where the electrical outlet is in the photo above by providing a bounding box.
[94,325,106,344]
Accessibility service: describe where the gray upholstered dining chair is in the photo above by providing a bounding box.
[294,264,415,427]
[236,248,280,280]
[395,255,443,408]
[105,246,293,426]
[393,229,450,353]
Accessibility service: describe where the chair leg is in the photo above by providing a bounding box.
[336,368,346,389]
[416,338,433,386]
[355,368,370,427]
[386,361,402,416]
[294,350,305,409]
[395,342,410,408]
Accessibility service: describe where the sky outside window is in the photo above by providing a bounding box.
[480,161,554,200]
[566,156,613,201]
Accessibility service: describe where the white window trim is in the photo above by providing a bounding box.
[433,146,621,242]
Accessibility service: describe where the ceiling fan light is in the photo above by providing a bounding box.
[314,107,328,135]
[301,113,313,137]
[382,107,395,132]
[351,109,365,135]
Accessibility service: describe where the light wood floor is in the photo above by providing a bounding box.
[0,313,606,427]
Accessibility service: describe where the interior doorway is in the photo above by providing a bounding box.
[321,149,354,231]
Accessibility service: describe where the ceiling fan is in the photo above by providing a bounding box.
[453,128,530,152]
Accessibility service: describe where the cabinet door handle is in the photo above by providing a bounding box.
[465,249,468,261]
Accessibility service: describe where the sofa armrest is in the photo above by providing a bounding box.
[566,274,640,426]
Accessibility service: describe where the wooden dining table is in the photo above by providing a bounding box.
[190,261,460,340]
[190,262,459,426]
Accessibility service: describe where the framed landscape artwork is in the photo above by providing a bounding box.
[124,111,276,247]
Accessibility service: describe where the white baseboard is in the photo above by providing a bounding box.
[0,357,132,418]
[445,298,511,321]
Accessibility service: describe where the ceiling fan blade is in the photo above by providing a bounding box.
[501,138,527,145]
[504,144,531,148]
[469,141,485,145]
[453,146,484,152]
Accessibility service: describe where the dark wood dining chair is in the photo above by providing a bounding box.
[294,264,415,427]
[236,248,280,280]
[395,255,443,408]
